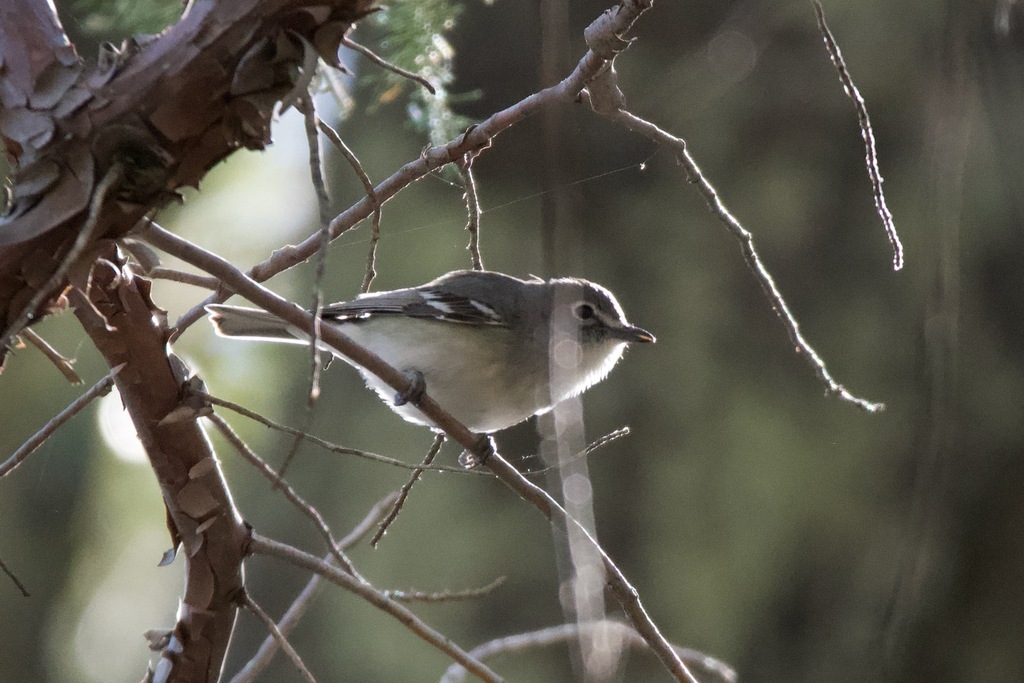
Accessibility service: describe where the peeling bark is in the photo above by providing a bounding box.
[72,242,249,682]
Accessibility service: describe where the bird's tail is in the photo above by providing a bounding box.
[206,304,302,342]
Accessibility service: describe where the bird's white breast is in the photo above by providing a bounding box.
[332,318,549,433]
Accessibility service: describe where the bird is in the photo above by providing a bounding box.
[206,270,654,437]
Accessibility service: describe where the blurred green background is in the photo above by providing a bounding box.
[3,0,1024,681]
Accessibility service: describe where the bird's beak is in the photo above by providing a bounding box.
[613,324,656,344]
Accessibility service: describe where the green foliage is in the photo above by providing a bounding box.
[73,0,182,38]
[359,0,475,146]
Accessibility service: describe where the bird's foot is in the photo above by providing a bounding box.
[393,370,426,406]
[459,434,496,469]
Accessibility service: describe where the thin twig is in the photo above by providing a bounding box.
[0,556,30,597]
[459,161,484,270]
[231,493,399,683]
[206,413,358,577]
[342,37,437,95]
[521,426,631,476]
[148,267,221,290]
[275,93,334,480]
[813,1,903,271]
[386,576,506,603]
[239,592,316,683]
[198,391,476,475]
[439,620,736,683]
[583,66,884,413]
[250,532,504,683]
[317,119,382,292]
[1,367,122,478]
[371,433,445,547]
[299,92,332,400]
[21,328,82,384]
[1,162,123,350]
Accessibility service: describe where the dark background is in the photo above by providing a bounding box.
[2,1,1023,681]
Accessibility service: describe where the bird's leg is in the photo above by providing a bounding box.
[393,369,426,406]
[458,434,496,469]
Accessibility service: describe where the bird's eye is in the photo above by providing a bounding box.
[574,303,595,320]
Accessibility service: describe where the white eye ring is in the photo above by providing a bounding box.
[573,303,595,320]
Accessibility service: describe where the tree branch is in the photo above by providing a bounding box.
[238,592,316,683]
[249,532,504,683]
[230,493,398,683]
[583,62,884,413]
[371,433,445,547]
[198,390,476,474]
[207,412,358,576]
[342,37,437,94]
[1,367,121,478]
[458,161,485,271]
[439,621,736,683]
[316,119,382,293]
[813,1,903,271]
[0,555,31,598]
[20,328,83,384]
[70,243,249,682]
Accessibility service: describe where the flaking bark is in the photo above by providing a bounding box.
[72,242,249,682]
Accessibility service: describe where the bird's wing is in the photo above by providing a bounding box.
[322,287,509,326]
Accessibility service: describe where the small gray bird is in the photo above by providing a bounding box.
[207,270,654,434]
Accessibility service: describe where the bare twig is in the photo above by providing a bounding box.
[343,36,437,95]
[583,65,884,413]
[21,328,82,384]
[371,433,445,547]
[522,426,631,476]
[813,1,903,271]
[296,92,331,406]
[206,413,358,577]
[250,532,505,683]
[1,367,122,478]
[148,267,221,290]
[275,93,332,481]
[459,161,484,270]
[239,592,316,683]
[170,0,653,336]
[580,426,630,458]
[0,555,30,597]
[198,390,475,474]
[386,576,506,603]
[231,493,399,683]
[439,621,736,683]
[317,119,382,292]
